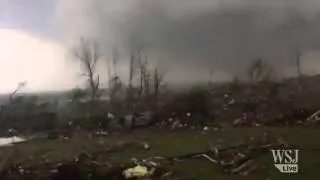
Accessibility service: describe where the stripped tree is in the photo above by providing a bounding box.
[153,68,164,97]
[108,47,122,100]
[72,37,100,101]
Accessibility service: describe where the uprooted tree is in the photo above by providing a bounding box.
[72,38,100,101]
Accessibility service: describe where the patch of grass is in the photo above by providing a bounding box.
[2,127,320,179]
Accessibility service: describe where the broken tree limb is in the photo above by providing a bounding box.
[192,154,219,164]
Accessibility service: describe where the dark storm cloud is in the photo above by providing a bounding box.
[116,4,320,77]
[58,0,320,83]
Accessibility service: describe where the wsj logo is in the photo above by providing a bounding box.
[271,149,299,173]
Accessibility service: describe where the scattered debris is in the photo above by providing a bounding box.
[95,130,108,136]
[0,134,288,179]
[171,120,181,130]
[265,108,319,126]
[306,109,320,124]
[164,135,286,175]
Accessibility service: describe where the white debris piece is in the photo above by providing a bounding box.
[228,99,235,105]
[107,112,114,119]
[233,118,242,126]
[123,165,148,179]
[143,143,150,150]
[171,120,180,130]
[96,131,108,135]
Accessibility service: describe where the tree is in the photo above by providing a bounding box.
[128,49,137,91]
[153,68,164,96]
[109,76,122,99]
[111,47,119,80]
[72,38,100,101]
[140,55,149,97]
[106,47,122,100]
[126,43,143,104]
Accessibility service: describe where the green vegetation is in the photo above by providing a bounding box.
[1,127,320,179]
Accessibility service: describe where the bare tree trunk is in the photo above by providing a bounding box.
[72,38,100,102]
[106,58,112,88]
[293,49,305,96]
[128,50,135,90]
[127,48,139,109]
[107,47,119,104]
[112,48,119,78]
[153,68,159,96]
[152,67,164,109]
[143,56,150,96]
[88,63,97,101]
[138,51,144,98]
[144,72,150,96]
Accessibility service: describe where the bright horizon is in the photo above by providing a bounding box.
[0,28,81,93]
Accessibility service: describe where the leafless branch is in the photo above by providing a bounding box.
[72,37,100,101]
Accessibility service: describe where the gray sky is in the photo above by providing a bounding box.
[0,0,75,93]
[2,0,320,93]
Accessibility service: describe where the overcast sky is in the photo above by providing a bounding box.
[0,0,76,93]
[1,0,320,93]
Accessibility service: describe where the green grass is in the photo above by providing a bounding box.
[1,127,320,179]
